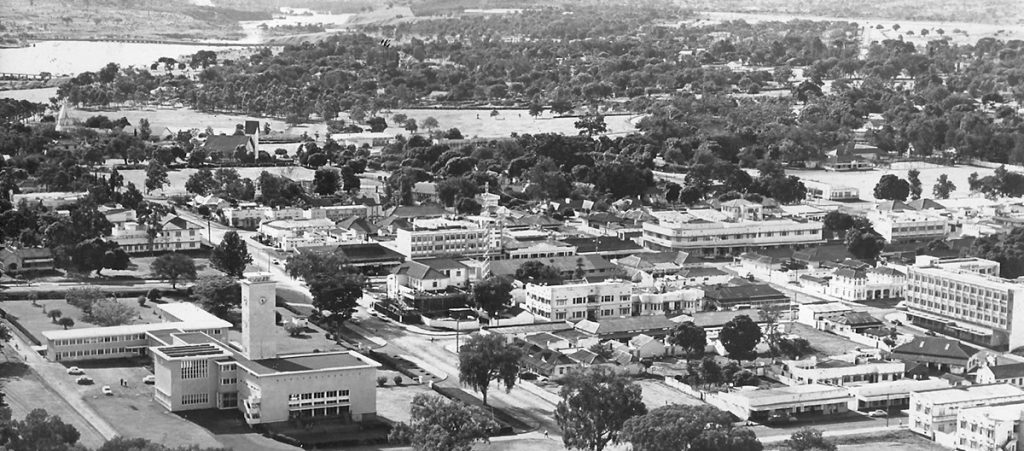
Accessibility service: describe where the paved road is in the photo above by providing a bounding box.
[3,323,118,444]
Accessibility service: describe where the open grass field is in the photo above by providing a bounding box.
[789,162,998,203]
[635,379,708,409]
[5,298,164,341]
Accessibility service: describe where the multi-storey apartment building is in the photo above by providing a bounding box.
[393,217,491,259]
[955,402,1024,451]
[642,201,823,256]
[910,384,1024,439]
[524,280,634,322]
[905,256,1024,349]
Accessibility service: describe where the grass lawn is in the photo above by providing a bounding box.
[635,379,707,409]
[103,254,221,282]
[375,384,433,424]
[5,298,166,341]
[79,360,224,449]
[787,322,864,357]
[834,430,944,451]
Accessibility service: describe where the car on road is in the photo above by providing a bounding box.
[891,319,902,326]
[101,386,113,396]
[273,259,281,266]
[66,367,84,375]
[868,410,888,417]
[767,414,797,425]
[142,375,156,384]
[925,330,937,336]
[76,376,93,385]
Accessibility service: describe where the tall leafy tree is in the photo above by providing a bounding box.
[458,334,523,406]
[873,174,910,201]
[210,231,252,278]
[668,321,706,358]
[784,428,837,451]
[514,260,563,285]
[151,253,197,288]
[472,276,513,319]
[907,169,923,200]
[555,367,647,451]
[2,408,80,451]
[144,160,169,194]
[313,168,340,196]
[932,174,956,199]
[621,405,762,451]
[388,394,498,451]
[719,315,763,360]
[969,227,1024,278]
[192,275,241,317]
[845,228,886,261]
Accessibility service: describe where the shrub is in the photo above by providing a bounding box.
[393,375,403,386]
[376,376,388,387]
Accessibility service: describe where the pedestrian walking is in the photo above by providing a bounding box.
[544,430,549,439]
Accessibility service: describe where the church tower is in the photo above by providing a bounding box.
[241,272,277,360]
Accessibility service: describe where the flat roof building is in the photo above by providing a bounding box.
[715,384,850,421]
[847,378,951,412]
[910,384,1024,439]
[641,205,823,257]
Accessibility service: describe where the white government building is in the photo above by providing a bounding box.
[42,273,381,425]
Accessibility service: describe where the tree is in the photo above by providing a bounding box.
[366,117,388,132]
[388,394,498,451]
[556,367,647,451]
[87,299,136,326]
[151,253,197,288]
[144,160,169,194]
[185,169,218,195]
[210,231,252,278]
[138,118,152,140]
[192,275,241,317]
[777,337,814,359]
[306,152,328,168]
[3,408,81,450]
[621,405,762,451]
[574,114,607,136]
[907,169,922,200]
[422,116,439,130]
[822,210,854,235]
[514,260,563,285]
[48,309,63,322]
[784,428,836,451]
[668,321,706,358]
[404,118,419,133]
[147,288,161,304]
[933,174,956,199]
[313,168,340,196]
[472,276,513,318]
[968,227,1024,278]
[308,271,364,323]
[846,228,886,261]
[458,334,523,405]
[57,317,75,329]
[698,356,723,388]
[719,315,763,360]
[733,369,761,387]
[101,247,130,274]
[121,183,144,210]
[873,174,910,201]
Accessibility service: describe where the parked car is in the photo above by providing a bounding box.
[76,376,94,385]
[101,386,113,396]
[273,259,281,266]
[868,410,888,418]
[925,330,937,336]
[891,319,902,326]
[66,367,84,375]
[767,414,797,425]
[142,375,156,384]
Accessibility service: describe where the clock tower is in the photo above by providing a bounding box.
[241,272,277,360]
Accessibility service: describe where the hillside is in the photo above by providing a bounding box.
[0,0,271,44]
[677,0,1024,24]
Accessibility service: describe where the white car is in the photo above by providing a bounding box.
[66,367,84,375]
[868,410,888,418]
[142,375,156,384]
[101,386,113,396]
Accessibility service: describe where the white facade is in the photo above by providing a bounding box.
[393,218,492,258]
[868,210,949,242]
[956,402,1024,451]
[781,357,904,386]
[905,256,1024,349]
[524,280,634,322]
[108,216,203,254]
[910,384,1024,439]
[642,209,823,255]
[804,180,859,201]
[259,219,336,251]
[798,302,853,326]
[632,288,705,315]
